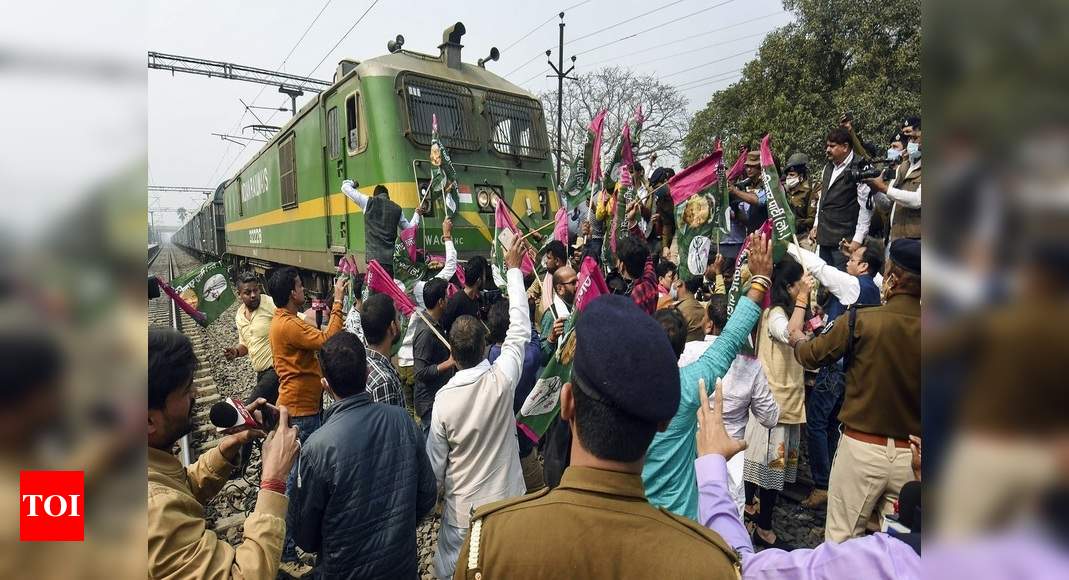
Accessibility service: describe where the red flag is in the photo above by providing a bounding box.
[155,277,208,326]
[552,206,569,246]
[366,260,417,317]
[588,109,608,187]
[725,146,749,182]
[668,148,724,205]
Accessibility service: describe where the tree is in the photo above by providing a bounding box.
[541,67,690,186]
[683,0,920,169]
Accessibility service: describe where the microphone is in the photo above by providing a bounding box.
[209,397,276,434]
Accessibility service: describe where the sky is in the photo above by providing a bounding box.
[147,0,791,226]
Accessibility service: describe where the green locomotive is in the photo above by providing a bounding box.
[215,22,557,293]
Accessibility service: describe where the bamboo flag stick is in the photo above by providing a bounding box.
[520,220,557,240]
[414,309,451,352]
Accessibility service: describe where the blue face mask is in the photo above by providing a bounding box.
[887,147,902,162]
[907,141,921,161]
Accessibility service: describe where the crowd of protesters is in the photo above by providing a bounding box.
[147,114,922,579]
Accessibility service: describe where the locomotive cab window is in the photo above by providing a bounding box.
[486,92,550,160]
[279,134,298,209]
[400,74,478,151]
[345,94,360,154]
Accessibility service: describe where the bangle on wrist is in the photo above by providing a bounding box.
[795,301,809,309]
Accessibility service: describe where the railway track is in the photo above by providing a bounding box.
[149,244,258,538]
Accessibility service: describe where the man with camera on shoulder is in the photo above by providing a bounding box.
[867,117,922,245]
[808,127,877,271]
[148,328,301,580]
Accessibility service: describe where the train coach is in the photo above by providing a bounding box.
[174,22,559,295]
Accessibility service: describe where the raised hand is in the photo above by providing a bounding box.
[747,232,772,278]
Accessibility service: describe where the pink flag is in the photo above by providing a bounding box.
[588,109,608,187]
[725,146,749,182]
[156,277,208,326]
[494,201,536,275]
[399,223,419,262]
[552,206,569,246]
[668,148,724,205]
[619,123,634,189]
[366,260,417,317]
[574,256,610,313]
[760,134,775,167]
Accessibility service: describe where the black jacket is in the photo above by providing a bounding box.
[816,154,867,246]
[291,392,436,579]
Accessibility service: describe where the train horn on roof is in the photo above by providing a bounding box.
[439,22,466,70]
[387,34,405,54]
[478,47,500,68]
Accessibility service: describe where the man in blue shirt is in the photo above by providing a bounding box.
[642,231,773,519]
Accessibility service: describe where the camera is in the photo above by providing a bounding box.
[844,160,882,182]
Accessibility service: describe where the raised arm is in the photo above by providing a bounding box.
[788,243,860,305]
[435,219,458,281]
[492,237,533,392]
[852,182,873,245]
[341,179,369,211]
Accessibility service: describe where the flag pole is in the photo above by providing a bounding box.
[492,190,536,234]
[414,310,452,352]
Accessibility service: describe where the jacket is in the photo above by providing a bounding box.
[795,294,921,440]
[889,158,922,240]
[815,153,867,247]
[271,302,344,416]
[426,267,530,528]
[147,446,287,580]
[456,466,741,579]
[364,194,403,266]
[291,392,437,579]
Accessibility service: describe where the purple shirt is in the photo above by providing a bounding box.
[695,455,921,579]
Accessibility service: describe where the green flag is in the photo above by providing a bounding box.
[674,189,718,282]
[760,134,795,262]
[517,256,608,440]
[171,261,235,327]
[428,113,459,218]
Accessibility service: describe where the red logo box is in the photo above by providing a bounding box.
[19,471,84,542]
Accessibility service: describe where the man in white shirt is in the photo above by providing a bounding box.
[868,118,922,244]
[809,127,874,271]
[425,236,530,580]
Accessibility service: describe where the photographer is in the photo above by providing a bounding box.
[808,127,875,270]
[728,151,770,235]
[868,118,922,244]
[148,329,300,580]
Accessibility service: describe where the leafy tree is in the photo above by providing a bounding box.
[683,0,920,169]
[540,67,690,186]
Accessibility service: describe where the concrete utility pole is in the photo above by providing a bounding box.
[546,12,577,188]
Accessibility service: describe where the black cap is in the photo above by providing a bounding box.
[571,295,681,423]
[889,238,921,275]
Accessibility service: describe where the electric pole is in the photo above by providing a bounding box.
[546,12,576,188]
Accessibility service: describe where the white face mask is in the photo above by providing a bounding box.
[887,147,902,162]
[785,176,800,190]
[907,141,921,161]
[669,285,678,300]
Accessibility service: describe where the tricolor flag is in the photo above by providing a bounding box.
[168,262,235,327]
[428,113,459,218]
[517,256,608,441]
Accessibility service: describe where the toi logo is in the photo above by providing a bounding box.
[19,471,84,542]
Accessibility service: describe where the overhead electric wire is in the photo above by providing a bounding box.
[520,67,553,87]
[571,0,740,57]
[581,11,785,68]
[206,0,335,185]
[505,0,692,78]
[303,0,381,78]
[675,67,743,89]
[658,46,757,79]
[501,0,593,54]
[586,30,765,68]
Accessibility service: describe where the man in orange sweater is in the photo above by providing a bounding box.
[267,266,347,575]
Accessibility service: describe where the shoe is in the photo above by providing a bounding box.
[800,489,828,509]
[278,561,313,578]
[752,529,794,551]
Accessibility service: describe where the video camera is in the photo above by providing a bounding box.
[843,159,884,183]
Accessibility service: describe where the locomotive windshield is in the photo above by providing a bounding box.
[401,75,479,151]
[486,91,550,160]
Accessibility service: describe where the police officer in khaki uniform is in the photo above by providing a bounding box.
[790,238,921,542]
[454,295,741,580]
[784,153,818,242]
